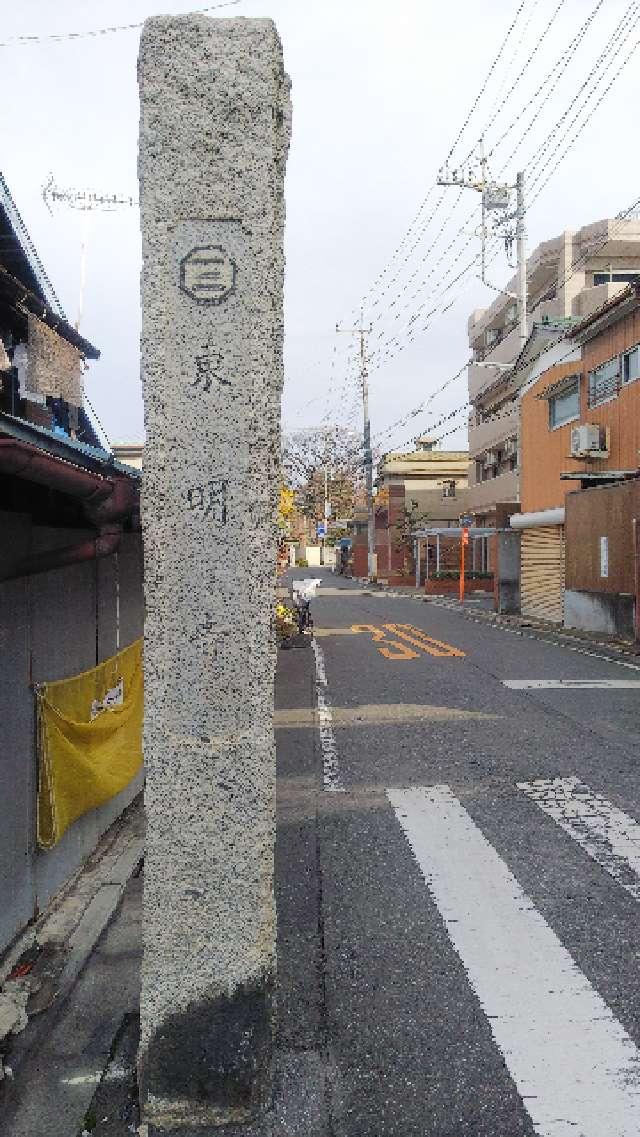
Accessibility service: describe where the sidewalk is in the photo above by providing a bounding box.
[2,874,143,1137]
[0,798,143,1134]
[2,644,329,1137]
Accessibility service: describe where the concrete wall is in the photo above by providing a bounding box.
[0,512,143,953]
[304,545,322,566]
[564,589,634,637]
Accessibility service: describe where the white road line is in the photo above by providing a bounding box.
[387,784,640,1136]
[503,678,640,689]
[311,637,344,793]
[426,598,640,672]
[518,777,640,903]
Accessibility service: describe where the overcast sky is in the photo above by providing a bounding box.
[1,0,638,454]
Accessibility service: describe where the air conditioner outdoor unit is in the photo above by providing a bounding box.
[570,423,604,458]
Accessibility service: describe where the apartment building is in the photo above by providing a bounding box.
[467,217,640,527]
[517,282,640,634]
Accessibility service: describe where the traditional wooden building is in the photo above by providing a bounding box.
[0,172,143,954]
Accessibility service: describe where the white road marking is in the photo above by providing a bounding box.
[425,597,640,672]
[518,777,640,903]
[387,784,640,1136]
[311,637,344,793]
[503,678,640,689]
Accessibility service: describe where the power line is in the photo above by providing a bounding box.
[366,0,604,349]
[372,364,470,449]
[526,0,639,190]
[301,1,633,432]
[528,9,640,203]
[297,4,636,449]
[85,392,111,451]
[351,0,537,316]
[486,0,606,165]
[363,0,568,325]
[444,0,531,166]
[458,0,568,169]
[361,0,617,356]
[375,191,640,453]
[0,0,241,47]
[480,0,544,132]
[364,6,637,376]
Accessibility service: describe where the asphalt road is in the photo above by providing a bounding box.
[276,569,640,1137]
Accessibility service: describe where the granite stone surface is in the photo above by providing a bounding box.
[137,15,290,1130]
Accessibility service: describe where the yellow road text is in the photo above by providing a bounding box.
[351,623,465,661]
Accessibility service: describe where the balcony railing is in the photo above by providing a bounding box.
[587,373,620,407]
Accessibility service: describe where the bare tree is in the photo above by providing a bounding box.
[282,426,366,524]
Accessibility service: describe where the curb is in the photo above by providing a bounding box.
[0,800,144,1088]
[421,595,640,667]
[357,581,640,667]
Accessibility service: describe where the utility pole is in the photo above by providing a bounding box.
[324,462,332,525]
[42,175,137,331]
[336,314,375,580]
[515,170,527,351]
[321,462,330,565]
[437,145,527,352]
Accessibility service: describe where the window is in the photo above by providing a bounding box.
[588,357,620,407]
[622,344,640,385]
[442,480,457,499]
[549,379,580,428]
[593,270,640,287]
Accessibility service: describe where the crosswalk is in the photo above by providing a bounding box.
[387,779,640,1137]
[518,776,640,904]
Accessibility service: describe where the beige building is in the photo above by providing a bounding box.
[377,435,469,523]
[112,441,144,469]
[467,218,640,526]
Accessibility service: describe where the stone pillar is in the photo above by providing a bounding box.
[137,16,291,1131]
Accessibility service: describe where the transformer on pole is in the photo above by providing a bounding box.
[437,141,527,353]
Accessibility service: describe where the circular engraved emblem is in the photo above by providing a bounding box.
[180,246,236,305]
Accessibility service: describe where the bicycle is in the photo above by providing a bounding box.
[294,596,313,633]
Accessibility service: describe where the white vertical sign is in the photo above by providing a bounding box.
[600,535,609,578]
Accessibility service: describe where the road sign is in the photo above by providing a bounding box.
[460,515,473,527]
[317,523,326,538]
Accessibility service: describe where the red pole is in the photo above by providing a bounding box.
[460,527,468,604]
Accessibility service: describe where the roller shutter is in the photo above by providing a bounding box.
[520,525,565,623]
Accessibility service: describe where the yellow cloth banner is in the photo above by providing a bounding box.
[36,639,143,849]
